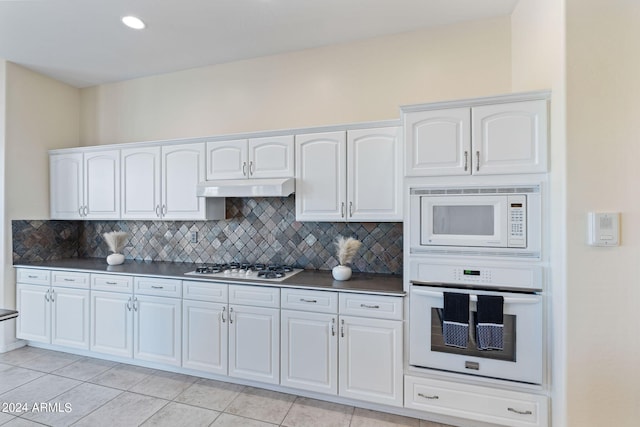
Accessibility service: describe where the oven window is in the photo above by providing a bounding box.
[431,308,516,362]
[433,205,495,236]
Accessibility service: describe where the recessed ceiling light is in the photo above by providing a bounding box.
[122,16,145,30]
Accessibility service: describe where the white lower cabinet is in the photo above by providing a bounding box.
[182,281,229,375]
[338,315,403,407]
[228,285,280,384]
[281,310,338,394]
[405,376,549,427]
[90,274,182,367]
[280,289,404,407]
[16,269,90,350]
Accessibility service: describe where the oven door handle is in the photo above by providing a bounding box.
[410,288,539,305]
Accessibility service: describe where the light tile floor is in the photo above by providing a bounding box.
[0,346,455,427]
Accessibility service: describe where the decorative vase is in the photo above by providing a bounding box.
[106,253,125,266]
[332,265,352,281]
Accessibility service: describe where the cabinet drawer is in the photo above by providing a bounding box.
[404,376,548,427]
[229,285,280,308]
[16,268,50,285]
[51,271,90,289]
[183,281,228,303]
[135,277,182,297]
[339,293,403,320]
[91,274,133,292]
[281,288,337,313]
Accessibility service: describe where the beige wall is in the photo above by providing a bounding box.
[566,0,640,426]
[1,63,79,349]
[80,17,512,145]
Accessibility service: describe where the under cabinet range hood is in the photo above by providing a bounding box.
[196,178,295,198]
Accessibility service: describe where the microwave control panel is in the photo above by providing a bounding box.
[507,195,527,248]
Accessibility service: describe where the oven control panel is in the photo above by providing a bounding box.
[410,261,543,291]
[452,267,492,284]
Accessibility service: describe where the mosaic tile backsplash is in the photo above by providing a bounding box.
[13,197,403,274]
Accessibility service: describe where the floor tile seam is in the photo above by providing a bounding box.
[67,388,142,427]
[220,412,279,427]
[219,386,289,425]
[134,398,173,427]
[0,370,47,401]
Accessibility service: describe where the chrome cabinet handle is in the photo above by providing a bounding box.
[162,205,167,215]
[155,205,161,217]
[229,307,234,324]
[249,161,254,176]
[507,408,533,416]
[63,278,75,282]
[133,297,138,311]
[476,151,480,172]
[151,286,164,289]
[341,202,345,218]
[418,393,439,400]
[360,303,380,309]
[105,281,117,285]
[221,306,226,323]
[299,298,317,303]
[340,318,344,338]
[78,206,84,217]
[242,162,247,176]
[83,206,88,216]
[464,151,468,171]
[331,318,336,336]
[127,297,132,311]
[49,289,55,302]
[349,201,353,217]
[28,275,38,279]
[44,289,50,302]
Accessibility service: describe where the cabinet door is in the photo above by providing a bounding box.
[50,153,83,219]
[134,295,182,366]
[281,310,337,394]
[51,287,90,350]
[248,135,294,178]
[472,100,548,175]
[162,143,207,220]
[84,150,120,219]
[228,305,279,384]
[182,300,228,375]
[16,284,51,343]
[338,316,403,407]
[347,127,402,221]
[206,140,247,180]
[90,291,133,358]
[121,147,162,219]
[404,108,471,176]
[295,131,347,221]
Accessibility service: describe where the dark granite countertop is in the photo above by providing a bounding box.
[14,258,405,296]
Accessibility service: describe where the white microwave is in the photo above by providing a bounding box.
[409,185,542,258]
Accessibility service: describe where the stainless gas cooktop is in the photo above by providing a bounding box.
[185,263,303,282]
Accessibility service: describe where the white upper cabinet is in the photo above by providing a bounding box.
[472,100,548,175]
[50,150,120,219]
[121,147,161,219]
[296,127,401,222]
[206,135,294,180]
[404,108,471,176]
[404,97,548,176]
[295,131,347,221]
[122,142,224,220]
[347,127,402,221]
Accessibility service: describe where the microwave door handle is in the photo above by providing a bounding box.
[411,288,539,305]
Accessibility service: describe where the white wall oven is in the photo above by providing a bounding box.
[408,261,543,385]
[409,184,541,259]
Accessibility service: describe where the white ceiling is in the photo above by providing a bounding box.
[0,0,518,88]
